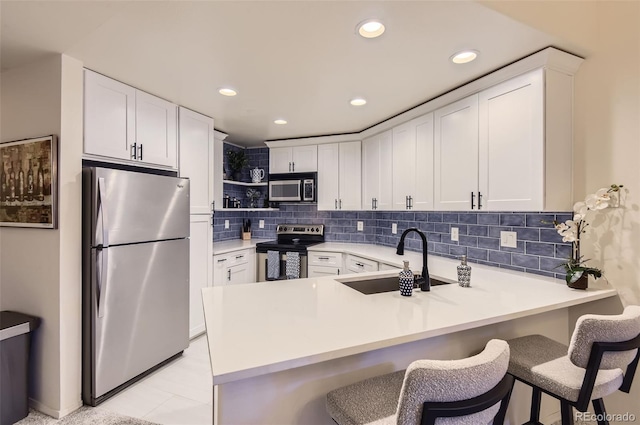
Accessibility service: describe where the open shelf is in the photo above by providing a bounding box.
[223,180,267,187]
[215,207,279,212]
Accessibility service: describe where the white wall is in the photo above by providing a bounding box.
[0,54,84,417]
[482,0,640,420]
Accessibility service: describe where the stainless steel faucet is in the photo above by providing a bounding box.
[396,227,431,291]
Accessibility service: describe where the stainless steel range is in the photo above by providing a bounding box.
[256,224,325,281]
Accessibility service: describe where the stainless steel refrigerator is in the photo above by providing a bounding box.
[82,167,190,406]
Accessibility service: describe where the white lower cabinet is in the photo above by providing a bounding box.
[379,263,401,271]
[308,251,343,277]
[345,254,378,274]
[189,215,213,339]
[213,248,256,286]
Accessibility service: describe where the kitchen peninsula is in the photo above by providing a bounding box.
[202,246,618,425]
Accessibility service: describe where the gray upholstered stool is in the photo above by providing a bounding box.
[506,305,640,425]
[326,339,513,425]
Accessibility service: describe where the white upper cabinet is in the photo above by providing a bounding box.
[317,142,361,210]
[179,107,214,214]
[269,145,317,173]
[434,68,566,211]
[392,113,434,211]
[434,96,479,211]
[478,70,544,211]
[362,130,393,211]
[84,70,135,161]
[83,69,178,169]
[135,91,178,168]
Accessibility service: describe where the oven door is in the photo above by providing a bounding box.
[269,180,302,202]
[257,251,308,282]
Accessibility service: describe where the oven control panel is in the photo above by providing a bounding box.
[276,224,324,236]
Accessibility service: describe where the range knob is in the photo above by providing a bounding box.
[283,226,288,232]
[316,227,320,233]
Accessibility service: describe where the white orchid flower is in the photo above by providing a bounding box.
[573,201,588,215]
[585,192,609,210]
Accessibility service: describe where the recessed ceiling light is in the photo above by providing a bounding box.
[357,19,385,38]
[450,50,479,64]
[218,88,237,96]
[274,119,287,125]
[350,98,367,106]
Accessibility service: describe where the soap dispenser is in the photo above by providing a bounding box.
[399,261,414,296]
[457,255,472,287]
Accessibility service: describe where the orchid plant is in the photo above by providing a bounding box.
[554,184,623,285]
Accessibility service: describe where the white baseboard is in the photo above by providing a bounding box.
[29,398,83,419]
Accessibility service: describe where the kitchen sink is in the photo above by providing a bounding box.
[337,275,453,295]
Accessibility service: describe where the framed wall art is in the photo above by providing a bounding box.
[0,135,58,228]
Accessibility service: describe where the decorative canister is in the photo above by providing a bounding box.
[457,255,472,287]
[399,261,414,296]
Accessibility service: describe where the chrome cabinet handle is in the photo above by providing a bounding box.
[318,256,330,260]
[335,199,338,210]
[292,162,295,172]
[355,262,364,267]
[471,191,476,209]
[227,269,231,281]
[138,144,143,161]
[289,162,292,172]
[236,255,244,259]
[217,258,227,263]
[339,199,342,209]
[130,143,137,160]
[478,191,483,210]
[409,196,413,209]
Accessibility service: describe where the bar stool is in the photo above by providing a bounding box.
[326,339,514,425]
[506,305,640,425]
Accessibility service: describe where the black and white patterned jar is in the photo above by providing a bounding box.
[399,261,414,296]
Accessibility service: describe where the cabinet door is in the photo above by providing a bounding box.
[269,147,293,173]
[479,70,544,210]
[228,263,250,285]
[434,95,479,211]
[392,121,416,210]
[213,254,228,286]
[189,215,212,338]
[179,108,214,214]
[291,145,318,172]
[362,135,379,210]
[317,144,340,210]
[84,70,135,161]
[413,113,434,210]
[136,90,178,168]
[362,131,392,211]
[338,141,362,211]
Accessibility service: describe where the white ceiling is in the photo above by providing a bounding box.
[1,1,572,147]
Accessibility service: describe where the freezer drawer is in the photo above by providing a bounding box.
[85,238,189,401]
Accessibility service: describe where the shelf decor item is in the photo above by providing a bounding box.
[553,184,624,289]
[246,188,261,208]
[0,135,57,228]
[226,149,249,181]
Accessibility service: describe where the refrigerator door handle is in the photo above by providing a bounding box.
[96,247,109,318]
[98,177,110,248]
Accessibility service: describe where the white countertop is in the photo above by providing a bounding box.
[212,239,270,256]
[203,244,618,385]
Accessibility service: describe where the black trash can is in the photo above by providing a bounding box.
[0,311,41,425]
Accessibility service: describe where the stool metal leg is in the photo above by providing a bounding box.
[560,401,574,425]
[592,398,609,425]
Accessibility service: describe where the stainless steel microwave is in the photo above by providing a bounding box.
[268,173,316,202]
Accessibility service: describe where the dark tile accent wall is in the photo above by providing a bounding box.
[212,201,572,280]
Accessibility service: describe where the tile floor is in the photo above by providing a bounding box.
[97,335,212,425]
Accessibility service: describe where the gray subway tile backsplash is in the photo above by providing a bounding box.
[212,198,572,280]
